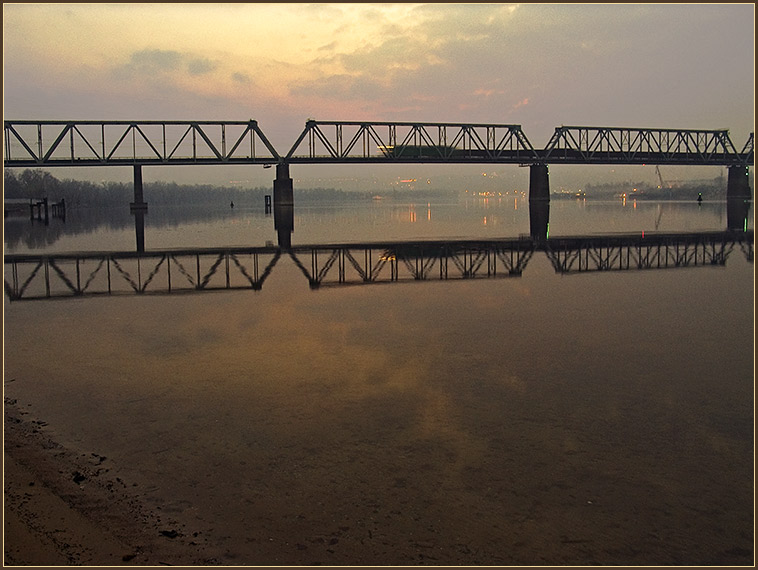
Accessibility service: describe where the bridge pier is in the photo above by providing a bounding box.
[529,200,550,241]
[133,208,146,252]
[130,164,148,211]
[273,163,294,206]
[727,165,752,201]
[529,164,550,202]
[273,163,294,248]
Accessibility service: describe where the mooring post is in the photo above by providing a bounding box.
[130,164,148,211]
[529,164,551,202]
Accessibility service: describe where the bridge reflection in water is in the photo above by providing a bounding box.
[4,199,753,301]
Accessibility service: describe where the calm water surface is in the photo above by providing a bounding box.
[3,195,754,565]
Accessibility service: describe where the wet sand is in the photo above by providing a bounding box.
[4,397,213,566]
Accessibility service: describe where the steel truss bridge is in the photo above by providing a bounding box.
[4,230,752,301]
[3,120,754,167]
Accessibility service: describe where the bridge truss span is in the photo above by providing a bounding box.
[288,239,537,288]
[285,121,539,163]
[3,247,282,300]
[544,231,752,273]
[3,120,280,167]
[4,232,752,300]
[543,126,752,166]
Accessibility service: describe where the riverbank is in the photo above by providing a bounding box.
[3,397,217,566]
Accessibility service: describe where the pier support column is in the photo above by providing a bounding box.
[273,163,294,249]
[726,165,752,201]
[130,164,148,211]
[529,164,550,203]
[273,163,294,206]
[726,196,751,232]
[529,200,550,241]
[133,208,146,253]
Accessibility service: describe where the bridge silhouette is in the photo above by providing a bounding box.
[4,229,753,301]
[4,120,754,213]
[4,120,754,166]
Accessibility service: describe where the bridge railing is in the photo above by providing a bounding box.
[542,126,751,165]
[285,121,539,163]
[3,120,280,167]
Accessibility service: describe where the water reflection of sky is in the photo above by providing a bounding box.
[4,198,745,255]
[3,199,754,565]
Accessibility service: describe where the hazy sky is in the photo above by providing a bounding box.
[3,3,755,188]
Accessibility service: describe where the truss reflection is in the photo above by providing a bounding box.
[4,230,752,301]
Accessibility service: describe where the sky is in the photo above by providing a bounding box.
[2,3,755,190]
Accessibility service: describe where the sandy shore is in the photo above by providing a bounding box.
[4,397,220,566]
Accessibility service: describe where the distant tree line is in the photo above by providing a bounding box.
[582,177,726,200]
[3,169,383,207]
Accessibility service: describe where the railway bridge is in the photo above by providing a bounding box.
[4,120,754,214]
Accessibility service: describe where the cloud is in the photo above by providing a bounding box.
[284,4,524,116]
[231,72,252,85]
[512,98,529,111]
[114,49,219,80]
[317,41,337,52]
[2,4,753,144]
[129,48,183,71]
[187,58,218,76]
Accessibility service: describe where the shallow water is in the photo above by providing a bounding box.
[3,194,754,565]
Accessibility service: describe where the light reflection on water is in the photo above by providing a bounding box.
[3,197,754,565]
[3,196,746,254]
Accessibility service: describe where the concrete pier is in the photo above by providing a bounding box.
[133,209,146,252]
[273,163,294,207]
[273,163,294,249]
[130,164,148,211]
[529,164,550,202]
[529,200,550,241]
[726,165,752,201]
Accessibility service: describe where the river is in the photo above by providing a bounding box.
[3,193,754,565]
